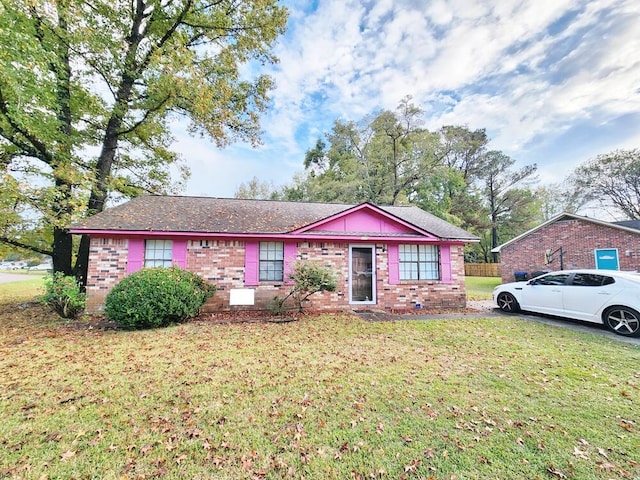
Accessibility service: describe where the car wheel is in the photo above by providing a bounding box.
[497,292,520,313]
[603,306,640,337]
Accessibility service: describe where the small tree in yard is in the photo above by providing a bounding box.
[40,272,86,319]
[271,262,338,314]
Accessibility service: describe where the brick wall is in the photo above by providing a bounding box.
[85,237,128,313]
[499,218,640,283]
[85,237,468,313]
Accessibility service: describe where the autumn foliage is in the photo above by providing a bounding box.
[104,266,215,329]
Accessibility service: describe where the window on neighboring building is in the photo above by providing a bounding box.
[259,241,284,281]
[144,239,173,268]
[399,244,440,280]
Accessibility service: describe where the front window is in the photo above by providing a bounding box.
[259,242,284,281]
[145,239,173,268]
[399,244,440,280]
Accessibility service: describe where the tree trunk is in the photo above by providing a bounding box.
[73,5,144,285]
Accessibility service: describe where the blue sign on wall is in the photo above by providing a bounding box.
[594,249,619,270]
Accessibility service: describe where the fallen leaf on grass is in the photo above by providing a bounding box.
[597,460,616,471]
[60,450,76,461]
[546,464,567,478]
[572,447,589,460]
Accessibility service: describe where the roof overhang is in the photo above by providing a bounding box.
[491,212,640,253]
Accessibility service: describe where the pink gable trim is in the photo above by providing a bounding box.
[291,203,437,239]
[318,210,413,234]
[283,242,297,284]
[127,238,145,273]
[172,240,187,268]
[245,241,259,286]
[440,245,452,283]
[388,244,400,285]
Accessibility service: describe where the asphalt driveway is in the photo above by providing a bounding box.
[356,300,640,346]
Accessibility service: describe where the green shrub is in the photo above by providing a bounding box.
[40,272,86,319]
[105,267,215,330]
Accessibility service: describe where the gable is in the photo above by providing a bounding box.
[293,204,438,239]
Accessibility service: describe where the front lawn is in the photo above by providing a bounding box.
[1,300,638,479]
[465,275,502,300]
[0,275,46,303]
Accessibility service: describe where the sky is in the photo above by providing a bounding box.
[175,0,640,199]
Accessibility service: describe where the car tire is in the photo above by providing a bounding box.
[497,292,520,313]
[603,306,640,337]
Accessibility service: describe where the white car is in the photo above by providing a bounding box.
[493,269,640,337]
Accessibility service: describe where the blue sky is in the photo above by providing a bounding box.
[175,0,640,199]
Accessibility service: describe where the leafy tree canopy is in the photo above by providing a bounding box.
[573,149,640,219]
[0,0,288,280]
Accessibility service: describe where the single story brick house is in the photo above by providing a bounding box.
[492,213,640,283]
[69,195,478,314]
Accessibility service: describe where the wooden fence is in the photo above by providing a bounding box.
[464,263,500,277]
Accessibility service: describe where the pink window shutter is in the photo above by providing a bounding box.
[245,241,259,286]
[283,242,298,284]
[172,240,187,268]
[127,238,145,273]
[440,245,452,283]
[387,244,400,285]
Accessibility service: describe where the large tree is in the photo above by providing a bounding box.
[289,97,437,205]
[573,149,640,219]
[481,151,538,261]
[0,0,287,281]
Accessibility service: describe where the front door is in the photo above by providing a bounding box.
[349,245,375,304]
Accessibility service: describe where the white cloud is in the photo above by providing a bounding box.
[181,0,640,198]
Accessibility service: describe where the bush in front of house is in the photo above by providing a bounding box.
[40,272,86,319]
[105,266,215,329]
[271,261,338,314]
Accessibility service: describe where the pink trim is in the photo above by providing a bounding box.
[172,240,187,268]
[244,241,259,286]
[69,229,457,243]
[388,244,400,285]
[127,238,145,273]
[318,210,413,234]
[283,242,298,284]
[290,203,437,238]
[440,245,452,283]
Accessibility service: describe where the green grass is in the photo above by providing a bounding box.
[465,276,502,300]
[0,275,46,303]
[1,293,638,479]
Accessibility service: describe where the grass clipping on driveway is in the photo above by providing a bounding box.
[1,303,638,479]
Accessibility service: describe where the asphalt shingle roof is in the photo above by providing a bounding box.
[69,195,478,241]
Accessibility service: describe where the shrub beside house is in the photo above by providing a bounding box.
[69,195,479,314]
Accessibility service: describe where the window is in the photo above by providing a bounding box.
[399,244,440,280]
[259,241,284,281]
[534,273,570,286]
[144,239,173,268]
[571,273,614,287]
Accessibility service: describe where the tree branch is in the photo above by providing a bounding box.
[0,235,52,257]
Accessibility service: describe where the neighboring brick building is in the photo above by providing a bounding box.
[69,196,478,314]
[492,213,640,283]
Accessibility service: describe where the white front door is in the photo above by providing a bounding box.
[349,245,376,304]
